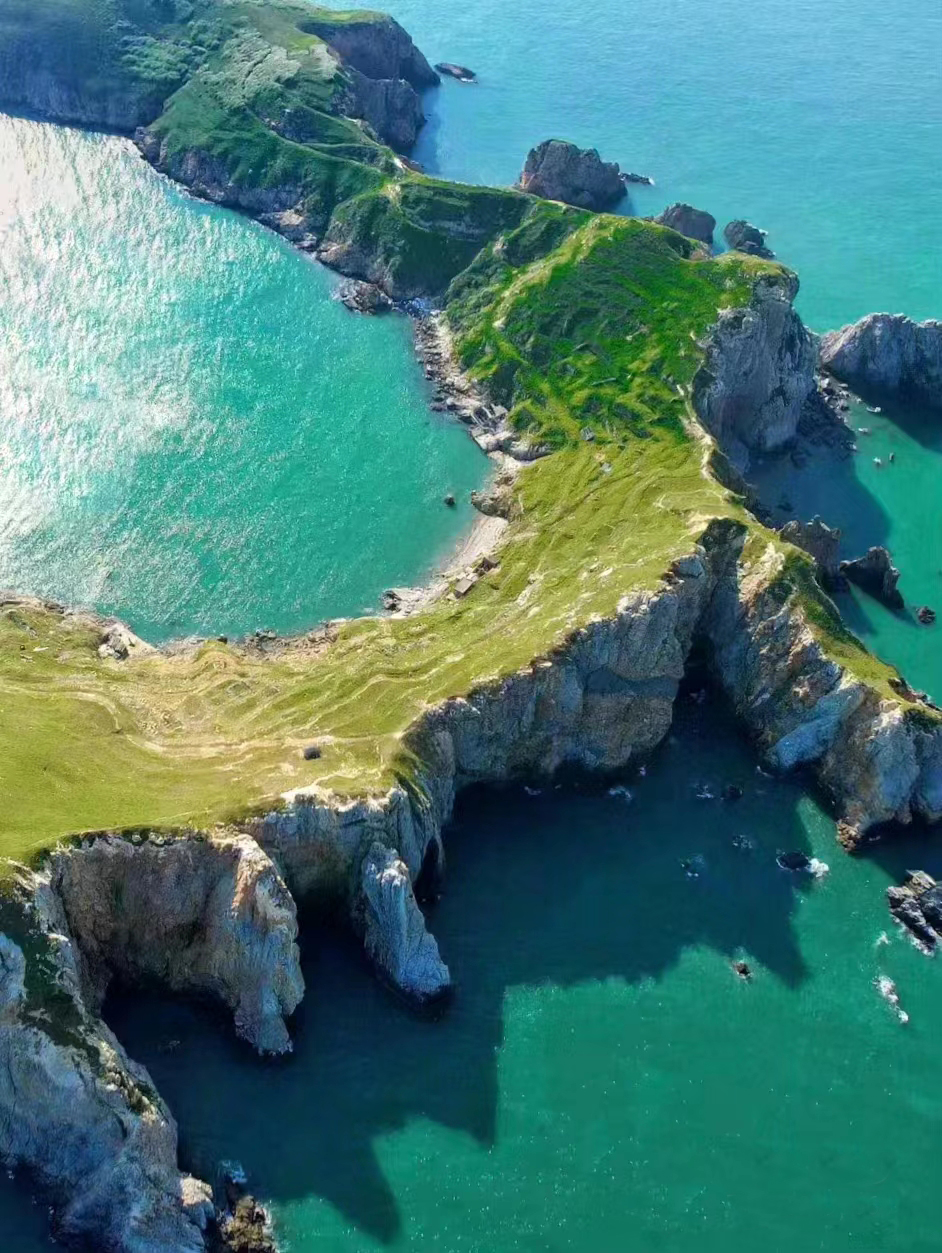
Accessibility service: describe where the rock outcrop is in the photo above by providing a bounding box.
[517,140,626,211]
[887,870,942,950]
[0,875,214,1252]
[435,62,476,82]
[819,314,942,408]
[655,203,716,248]
[839,546,903,609]
[780,516,842,586]
[49,833,303,1055]
[301,13,439,88]
[341,69,427,151]
[693,272,817,463]
[701,531,942,844]
[358,842,451,1006]
[724,219,774,258]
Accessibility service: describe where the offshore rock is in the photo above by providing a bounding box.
[724,219,775,258]
[780,516,842,586]
[693,272,816,462]
[358,842,451,1005]
[839,546,903,609]
[655,203,716,248]
[49,833,303,1055]
[887,870,942,950]
[517,139,626,211]
[0,876,213,1252]
[435,62,476,82]
[819,314,942,408]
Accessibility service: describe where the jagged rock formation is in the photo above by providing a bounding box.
[819,314,942,408]
[701,532,942,844]
[724,219,774,258]
[341,70,427,151]
[780,516,842,586]
[693,273,817,463]
[301,13,439,88]
[49,833,304,1055]
[358,842,451,1005]
[839,546,903,609]
[887,870,942,950]
[655,203,716,247]
[516,140,626,211]
[0,875,214,1252]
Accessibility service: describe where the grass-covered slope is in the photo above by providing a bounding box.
[0,214,886,858]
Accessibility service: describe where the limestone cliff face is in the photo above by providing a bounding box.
[0,876,213,1252]
[819,313,942,408]
[701,534,942,842]
[49,833,303,1055]
[693,273,816,464]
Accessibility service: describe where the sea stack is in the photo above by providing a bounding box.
[517,139,626,211]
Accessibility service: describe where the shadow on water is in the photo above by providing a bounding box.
[106,681,822,1244]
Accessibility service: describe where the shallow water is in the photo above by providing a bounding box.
[0,115,486,643]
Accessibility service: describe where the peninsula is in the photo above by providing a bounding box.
[0,2,940,1249]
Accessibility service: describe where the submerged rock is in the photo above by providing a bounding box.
[655,203,716,247]
[517,139,626,211]
[839,546,904,609]
[724,219,775,258]
[917,606,937,625]
[435,62,476,82]
[819,314,942,408]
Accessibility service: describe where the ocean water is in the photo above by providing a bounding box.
[2,0,942,1248]
[0,115,486,643]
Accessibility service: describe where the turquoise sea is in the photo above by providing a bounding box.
[2,0,942,1249]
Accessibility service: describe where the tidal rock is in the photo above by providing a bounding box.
[693,272,816,461]
[212,1196,277,1253]
[839,546,903,609]
[621,171,654,186]
[337,279,393,314]
[917,606,937,625]
[819,314,942,408]
[724,220,775,259]
[887,871,942,950]
[471,469,518,519]
[49,833,304,1055]
[97,620,155,661]
[359,842,452,1007]
[655,203,716,247]
[780,516,843,585]
[435,62,476,82]
[516,139,626,211]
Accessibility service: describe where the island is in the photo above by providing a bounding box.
[0,1,940,1249]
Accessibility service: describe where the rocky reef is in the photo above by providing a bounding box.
[655,203,716,247]
[819,314,942,408]
[839,546,904,610]
[516,139,626,210]
[887,870,942,950]
[692,272,817,464]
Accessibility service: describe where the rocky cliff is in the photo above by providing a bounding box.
[693,272,817,465]
[0,874,214,1251]
[49,832,303,1054]
[516,139,626,211]
[301,12,439,88]
[819,313,942,407]
[655,203,716,247]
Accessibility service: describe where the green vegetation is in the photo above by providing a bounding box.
[0,0,920,863]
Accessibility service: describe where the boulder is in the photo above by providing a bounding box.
[517,139,626,211]
[656,203,716,247]
[337,279,393,314]
[887,871,942,950]
[839,546,903,609]
[780,516,843,585]
[435,62,476,82]
[819,314,942,408]
[724,219,775,259]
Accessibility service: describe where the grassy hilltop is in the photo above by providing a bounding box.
[0,0,913,858]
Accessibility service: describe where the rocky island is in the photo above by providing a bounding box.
[0,1,941,1249]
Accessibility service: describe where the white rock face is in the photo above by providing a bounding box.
[693,273,816,464]
[819,313,942,407]
[0,882,213,1252]
[50,832,304,1055]
[359,842,451,1004]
